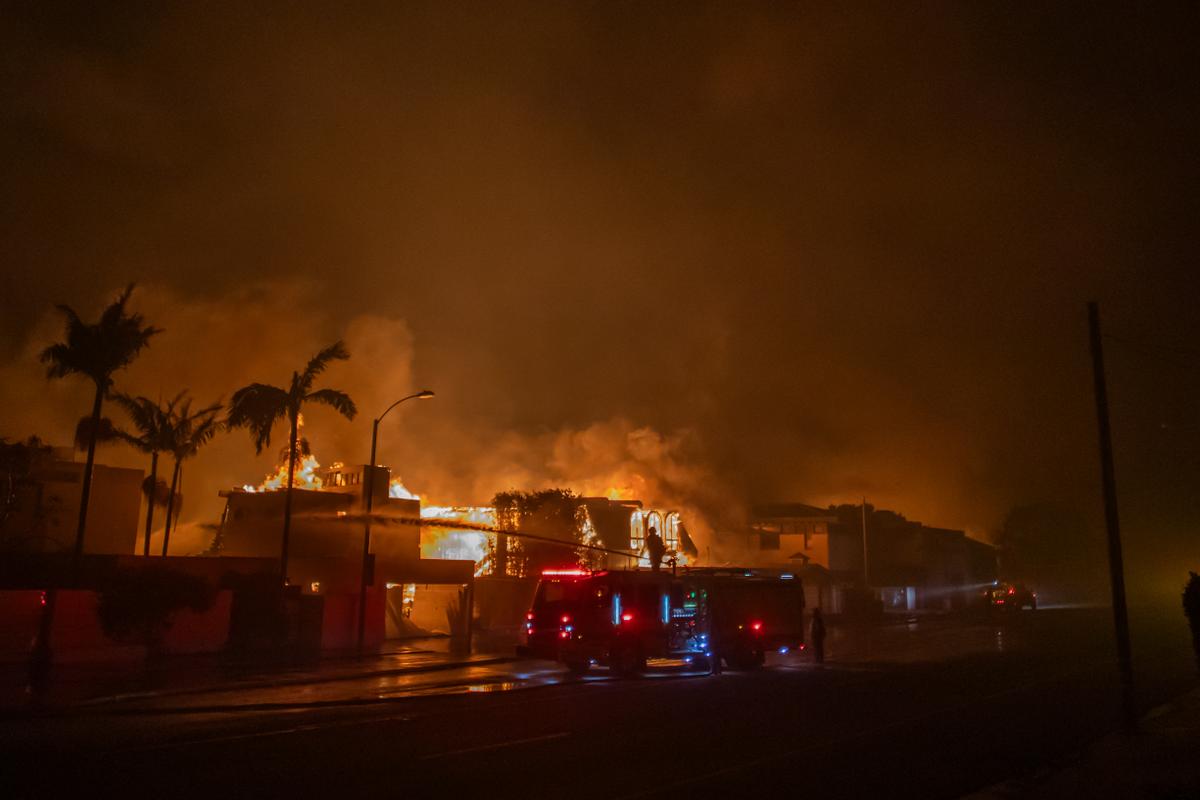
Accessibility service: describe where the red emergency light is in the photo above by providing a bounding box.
[561,614,571,624]
[750,621,763,632]
[621,612,634,623]
[542,568,590,577]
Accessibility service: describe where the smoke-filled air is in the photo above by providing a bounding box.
[2,4,1198,603]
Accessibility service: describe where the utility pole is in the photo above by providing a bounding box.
[357,419,381,654]
[1087,301,1137,733]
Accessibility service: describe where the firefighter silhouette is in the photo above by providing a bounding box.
[645,526,666,572]
[1185,571,1200,674]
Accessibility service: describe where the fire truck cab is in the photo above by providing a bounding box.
[523,568,805,675]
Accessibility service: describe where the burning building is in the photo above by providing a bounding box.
[213,436,704,646]
[218,463,419,563]
[216,454,474,647]
[577,497,696,570]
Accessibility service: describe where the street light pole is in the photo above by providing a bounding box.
[357,390,434,653]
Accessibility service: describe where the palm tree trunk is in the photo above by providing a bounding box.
[280,411,299,586]
[161,458,181,556]
[174,463,184,531]
[142,451,158,557]
[71,383,105,583]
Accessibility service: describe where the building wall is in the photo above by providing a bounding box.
[3,460,143,555]
[218,489,420,564]
[749,506,837,571]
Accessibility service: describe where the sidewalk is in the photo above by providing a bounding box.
[965,686,1200,799]
[1,637,516,713]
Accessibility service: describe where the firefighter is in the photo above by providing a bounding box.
[645,526,666,572]
[810,606,827,665]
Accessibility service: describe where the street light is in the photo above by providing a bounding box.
[357,389,435,652]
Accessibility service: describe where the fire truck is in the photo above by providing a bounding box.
[521,567,806,675]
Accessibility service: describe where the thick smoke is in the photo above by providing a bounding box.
[0,283,735,555]
[2,4,1198,597]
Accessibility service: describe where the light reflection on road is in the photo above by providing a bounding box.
[93,616,1040,712]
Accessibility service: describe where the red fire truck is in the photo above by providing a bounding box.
[521,567,805,675]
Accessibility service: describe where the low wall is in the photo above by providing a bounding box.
[320,589,385,651]
[0,588,233,663]
[162,591,234,655]
[0,590,45,663]
[474,576,538,632]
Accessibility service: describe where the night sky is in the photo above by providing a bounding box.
[2,3,1197,594]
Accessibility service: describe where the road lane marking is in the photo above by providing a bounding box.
[419,731,570,760]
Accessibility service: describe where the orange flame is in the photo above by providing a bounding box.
[420,505,494,576]
[242,415,324,492]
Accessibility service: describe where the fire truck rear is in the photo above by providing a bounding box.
[522,567,805,675]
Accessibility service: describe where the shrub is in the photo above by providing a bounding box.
[97,565,215,648]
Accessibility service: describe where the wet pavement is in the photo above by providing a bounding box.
[2,608,1195,799]
[12,612,1038,714]
[0,637,511,710]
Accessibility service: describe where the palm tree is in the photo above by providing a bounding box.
[227,341,356,584]
[108,393,184,556]
[160,397,223,556]
[40,284,160,577]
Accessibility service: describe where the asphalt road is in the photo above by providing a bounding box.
[3,608,1195,799]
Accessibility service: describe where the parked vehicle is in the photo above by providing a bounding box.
[521,567,805,675]
[983,581,1037,611]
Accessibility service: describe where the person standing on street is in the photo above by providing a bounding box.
[645,526,665,573]
[1184,571,1200,674]
[811,607,827,666]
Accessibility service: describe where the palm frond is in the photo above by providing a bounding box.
[305,388,357,420]
[40,287,161,387]
[228,383,290,454]
[142,476,170,506]
[98,284,135,328]
[180,412,223,457]
[39,342,79,379]
[54,303,85,330]
[297,341,350,394]
[110,392,181,449]
[74,416,122,450]
[163,397,224,460]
